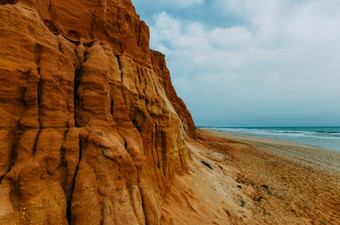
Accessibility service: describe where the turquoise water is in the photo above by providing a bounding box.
[207,127,340,152]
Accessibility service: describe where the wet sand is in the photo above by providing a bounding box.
[193,128,340,224]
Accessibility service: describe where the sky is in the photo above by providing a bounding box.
[131,0,340,127]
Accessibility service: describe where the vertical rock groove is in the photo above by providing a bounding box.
[139,188,149,225]
[115,55,123,82]
[33,44,42,155]
[90,14,97,40]
[110,98,114,116]
[34,44,42,125]
[137,21,142,47]
[74,68,81,127]
[66,135,83,224]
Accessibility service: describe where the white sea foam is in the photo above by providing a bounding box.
[207,127,340,152]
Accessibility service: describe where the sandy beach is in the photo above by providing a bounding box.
[204,129,340,173]
[180,128,340,224]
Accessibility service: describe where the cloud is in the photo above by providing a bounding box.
[146,1,340,126]
[132,0,203,10]
[163,0,203,8]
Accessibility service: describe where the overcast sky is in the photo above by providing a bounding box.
[132,0,340,127]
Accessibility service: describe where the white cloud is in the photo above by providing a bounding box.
[132,0,203,10]
[209,27,252,48]
[163,0,203,8]
[147,1,340,126]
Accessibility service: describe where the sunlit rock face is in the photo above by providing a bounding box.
[0,0,195,224]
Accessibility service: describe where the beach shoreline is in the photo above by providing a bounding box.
[202,128,340,173]
[189,128,340,224]
[202,126,340,153]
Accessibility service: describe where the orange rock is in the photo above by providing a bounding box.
[151,50,196,139]
[0,0,195,224]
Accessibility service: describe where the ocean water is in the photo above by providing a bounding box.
[207,127,340,152]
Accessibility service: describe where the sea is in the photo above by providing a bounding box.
[206,127,340,152]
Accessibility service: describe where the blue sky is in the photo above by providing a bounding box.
[132,0,340,127]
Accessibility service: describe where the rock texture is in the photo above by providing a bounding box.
[151,51,196,139]
[0,0,196,224]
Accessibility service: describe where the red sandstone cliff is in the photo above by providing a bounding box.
[0,0,196,224]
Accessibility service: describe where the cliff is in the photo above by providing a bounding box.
[0,0,196,224]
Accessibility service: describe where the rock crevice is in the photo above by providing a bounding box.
[0,0,17,5]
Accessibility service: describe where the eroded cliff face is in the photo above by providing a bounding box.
[0,0,195,224]
[151,52,196,140]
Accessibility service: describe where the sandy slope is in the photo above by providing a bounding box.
[167,128,340,224]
